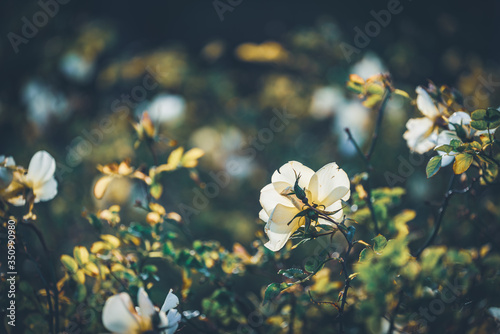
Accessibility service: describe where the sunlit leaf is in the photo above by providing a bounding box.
[73,246,89,266]
[61,255,78,274]
[93,176,113,199]
[372,234,388,253]
[426,156,442,178]
[453,153,473,174]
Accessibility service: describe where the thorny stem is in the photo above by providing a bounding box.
[414,174,473,258]
[20,221,59,333]
[338,242,354,334]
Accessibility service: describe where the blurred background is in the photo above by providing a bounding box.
[1,0,500,330]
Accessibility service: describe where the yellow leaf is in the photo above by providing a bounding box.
[168,147,184,167]
[181,148,205,168]
[93,176,114,199]
[453,153,473,174]
[149,202,166,215]
[394,89,410,99]
[146,212,162,225]
[61,255,78,274]
[74,269,86,284]
[84,262,100,276]
[90,241,109,253]
[181,270,193,299]
[73,246,89,266]
[101,234,121,248]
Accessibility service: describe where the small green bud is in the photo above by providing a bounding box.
[294,174,307,202]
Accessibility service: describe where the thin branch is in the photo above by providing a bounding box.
[308,291,339,309]
[20,221,59,333]
[366,89,392,161]
[19,239,55,334]
[344,88,391,237]
[414,174,473,258]
[337,242,354,334]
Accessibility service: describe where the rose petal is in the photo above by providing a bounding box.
[259,209,269,222]
[271,161,314,193]
[34,177,57,202]
[403,117,437,154]
[161,289,179,312]
[165,309,181,334]
[416,86,439,118]
[102,293,141,334]
[264,204,301,251]
[27,151,56,186]
[259,183,293,216]
[448,111,471,129]
[308,163,350,207]
[137,288,156,320]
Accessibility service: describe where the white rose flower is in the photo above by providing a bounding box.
[8,150,58,206]
[102,288,180,334]
[259,161,350,251]
[403,86,445,154]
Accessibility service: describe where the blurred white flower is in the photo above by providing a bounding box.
[190,126,255,180]
[309,86,347,119]
[259,161,350,251]
[9,151,58,206]
[60,52,95,83]
[350,53,386,79]
[136,94,186,126]
[102,288,180,334]
[403,86,444,154]
[332,100,371,156]
[22,80,69,130]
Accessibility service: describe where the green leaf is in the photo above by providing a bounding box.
[453,153,473,174]
[372,234,388,252]
[263,282,289,304]
[291,237,311,249]
[150,183,163,199]
[61,255,79,274]
[358,248,373,262]
[471,109,486,121]
[434,145,454,154]
[450,123,468,142]
[73,246,89,266]
[366,83,385,95]
[304,250,328,273]
[471,108,500,130]
[470,141,482,150]
[471,120,488,131]
[278,268,307,280]
[426,156,442,178]
[450,139,462,149]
